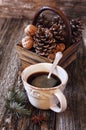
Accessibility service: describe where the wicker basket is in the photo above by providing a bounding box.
[16,6,80,70]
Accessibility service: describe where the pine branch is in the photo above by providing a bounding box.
[5,87,31,117]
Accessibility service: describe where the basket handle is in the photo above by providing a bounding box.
[32,6,71,46]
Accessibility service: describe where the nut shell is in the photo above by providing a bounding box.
[48,53,55,61]
[22,36,33,49]
[56,43,65,52]
[24,24,37,36]
[48,43,65,61]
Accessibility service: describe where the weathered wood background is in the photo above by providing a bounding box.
[0,0,86,22]
[0,0,86,130]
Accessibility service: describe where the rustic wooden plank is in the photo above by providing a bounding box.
[56,53,86,130]
[0,0,86,22]
[0,18,29,122]
[0,0,57,19]
[59,42,80,65]
[16,43,50,63]
[59,51,77,68]
[0,18,56,130]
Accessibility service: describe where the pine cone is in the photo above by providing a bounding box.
[36,15,66,43]
[36,14,51,28]
[70,18,83,44]
[33,27,56,57]
[50,23,66,43]
[52,16,64,26]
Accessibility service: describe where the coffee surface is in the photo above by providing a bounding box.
[27,72,61,88]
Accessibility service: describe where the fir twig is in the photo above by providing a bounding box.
[5,87,31,117]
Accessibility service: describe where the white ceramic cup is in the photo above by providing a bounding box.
[21,63,68,113]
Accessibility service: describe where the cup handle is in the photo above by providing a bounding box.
[50,89,67,113]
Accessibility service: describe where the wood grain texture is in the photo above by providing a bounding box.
[56,47,86,130]
[0,18,28,122]
[0,0,57,19]
[0,0,86,22]
[16,42,79,70]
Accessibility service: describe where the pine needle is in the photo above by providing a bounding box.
[5,87,31,117]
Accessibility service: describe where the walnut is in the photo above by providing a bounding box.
[24,24,37,36]
[22,36,33,49]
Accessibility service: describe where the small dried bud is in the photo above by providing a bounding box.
[48,53,55,61]
[56,43,65,52]
[22,36,33,49]
[24,24,37,36]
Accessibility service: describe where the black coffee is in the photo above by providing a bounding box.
[27,72,61,88]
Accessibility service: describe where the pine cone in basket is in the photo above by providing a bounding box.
[37,15,67,43]
[33,26,56,57]
[50,23,66,43]
[22,15,83,61]
[36,14,52,28]
[70,18,83,44]
[50,16,66,43]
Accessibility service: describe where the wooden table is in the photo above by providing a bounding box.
[0,14,86,130]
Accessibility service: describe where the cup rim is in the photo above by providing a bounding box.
[21,63,68,91]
